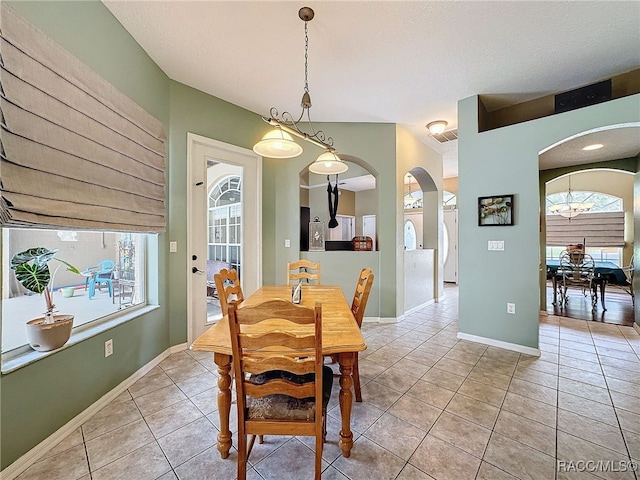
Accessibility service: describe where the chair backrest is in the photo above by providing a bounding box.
[228,299,323,435]
[287,259,321,285]
[351,268,374,328]
[214,268,244,316]
[99,260,115,272]
[559,251,595,281]
[206,260,230,282]
[623,255,634,284]
[96,260,116,280]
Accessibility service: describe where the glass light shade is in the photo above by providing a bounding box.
[253,128,303,158]
[308,150,348,175]
[550,201,594,218]
[426,120,448,135]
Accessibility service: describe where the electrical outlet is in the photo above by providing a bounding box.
[284,239,291,248]
[105,339,113,357]
[507,303,516,314]
[169,241,177,253]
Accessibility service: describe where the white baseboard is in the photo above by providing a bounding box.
[403,299,436,316]
[1,343,189,480]
[457,332,541,357]
[362,316,398,324]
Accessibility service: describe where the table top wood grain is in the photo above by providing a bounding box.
[191,284,367,356]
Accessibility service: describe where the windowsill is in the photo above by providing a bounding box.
[1,304,159,374]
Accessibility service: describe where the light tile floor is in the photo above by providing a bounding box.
[15,286,640,480]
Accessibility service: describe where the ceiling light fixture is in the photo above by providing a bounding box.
[582,143,604,151]
[253,7,347,175]
[549,175,594,219]
[426,120,448,135]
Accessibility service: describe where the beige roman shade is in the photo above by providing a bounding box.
[546,212,625,247]
[0,5,166,232]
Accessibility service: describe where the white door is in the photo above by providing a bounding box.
[187,134,262,343]
[362,215,376,250]
[443,209,458,283]
[329,215,355,241]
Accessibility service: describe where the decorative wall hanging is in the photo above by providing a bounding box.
[478,194,514,226]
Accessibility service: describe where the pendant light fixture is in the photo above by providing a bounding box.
[253,7,348,175]
[549,175,594,218]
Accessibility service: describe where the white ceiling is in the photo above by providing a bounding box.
[102,1,640,178]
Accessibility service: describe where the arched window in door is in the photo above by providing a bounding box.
[209,175,242,276]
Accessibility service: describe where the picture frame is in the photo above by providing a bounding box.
[478,194,514,226]
[309,218,325,251]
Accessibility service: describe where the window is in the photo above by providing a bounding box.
[2,228,147,354]
[546,191,622,214]
[545,191,624,266]
[546,245,622,266]
[443,190,457,207]
[404,220,417,250]
[209,176,242,276]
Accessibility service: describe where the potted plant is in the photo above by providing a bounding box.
[10,247,81,351]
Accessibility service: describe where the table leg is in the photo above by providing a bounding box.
[552,275,558,306]
[600,280,607,311]
[214,352,232,459]
[337,352,355,458]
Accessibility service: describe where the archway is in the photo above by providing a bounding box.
[402,167,439,313]
[538,124,638,325]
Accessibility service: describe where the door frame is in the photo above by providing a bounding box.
[186,133,262,343]
[443,208,458,283]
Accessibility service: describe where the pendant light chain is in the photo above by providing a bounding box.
[253,6,348,174]
[304,20,309,94]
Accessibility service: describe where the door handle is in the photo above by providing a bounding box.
[192,266,204,274]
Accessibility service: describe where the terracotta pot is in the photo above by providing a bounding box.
[26,315,74,352]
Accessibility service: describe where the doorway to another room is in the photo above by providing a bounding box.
[187,134,262,343]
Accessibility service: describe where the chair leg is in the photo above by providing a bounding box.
[247,434,257,458]
[237,433,247,480]
[353,354,362,403]
[315,422,323,480]
[322,409,327,443]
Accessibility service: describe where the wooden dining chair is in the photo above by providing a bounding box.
[329,267,374,402]
[228,299,332,480]
[214,268,244,316]
[348,268,374,402]
[287,259,321,285]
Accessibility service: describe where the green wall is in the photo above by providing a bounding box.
[166,82,265,345]
[1,1,170,469]
[458,94,640,349]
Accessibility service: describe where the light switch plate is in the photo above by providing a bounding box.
[488,241,505,251]
[169,241,177,253]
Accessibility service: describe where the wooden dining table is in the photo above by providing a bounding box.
[191,284,367,458]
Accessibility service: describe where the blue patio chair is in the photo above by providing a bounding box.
[88,260,116,299]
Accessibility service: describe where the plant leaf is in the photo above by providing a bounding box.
[14,263,50,294]
[10,248,57,270]
[55,259,81,275]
